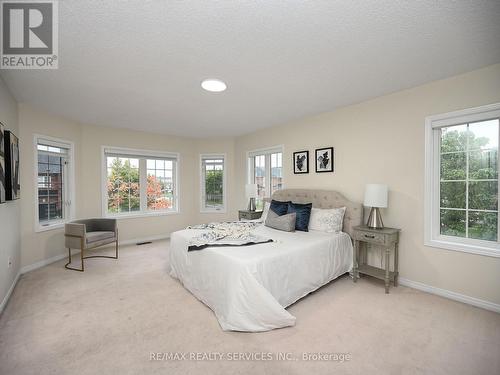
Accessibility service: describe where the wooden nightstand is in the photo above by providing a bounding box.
[238,210,263,221]
[352,225,400,294]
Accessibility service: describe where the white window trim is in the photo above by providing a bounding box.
[424,103,500,258]
[200,153,227,214]
[246,145,285,198]
[101,146,180,218]
[33,134,75,232]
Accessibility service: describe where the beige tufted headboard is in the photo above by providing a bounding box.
[268,189,363,239]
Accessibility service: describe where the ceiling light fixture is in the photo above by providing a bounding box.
[201,79,227,92]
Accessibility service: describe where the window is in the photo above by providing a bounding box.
[425,103,500,257]
[102,147,178,217]
[200,155,226,212]
[248,146,283,209]
[35,135,74,231]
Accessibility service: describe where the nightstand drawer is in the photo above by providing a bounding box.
[353,230,386,245]
[238,210,262,220]
[240,212,253,220]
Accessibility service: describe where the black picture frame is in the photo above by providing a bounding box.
[4,130,20,200]
[315,147,334,173]
[293,150,309,174]
[0,122,5,204]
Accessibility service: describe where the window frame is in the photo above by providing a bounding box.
[247,145,284,204]
[101,146,180,218]
[424,103,500,257]
[199,153,227,213]
[33,134,75,232]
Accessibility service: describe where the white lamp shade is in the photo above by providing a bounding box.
[245,183,258,198]
[364,184,388,208]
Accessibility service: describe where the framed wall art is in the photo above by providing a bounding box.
[0,122,5,203]
[293,150,309,174]
[315,147,334,173]
[4,130,20,200]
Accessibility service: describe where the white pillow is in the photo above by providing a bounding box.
[260,201,271,222]
[308,207,346,233]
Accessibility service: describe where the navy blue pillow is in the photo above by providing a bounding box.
[270,200,291,216]
[287,202,312,232]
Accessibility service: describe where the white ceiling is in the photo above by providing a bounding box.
[2,0,500,138]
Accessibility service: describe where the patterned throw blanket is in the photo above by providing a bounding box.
[186,221,273,251]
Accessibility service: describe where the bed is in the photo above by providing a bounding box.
[169,189,363,332]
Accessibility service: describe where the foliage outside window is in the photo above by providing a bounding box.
[36,137,74,231]
[248,147,283,210]
[425,104,499,257]
[201,155,225,212]
[104,148,178,216]
[439,121,498,241]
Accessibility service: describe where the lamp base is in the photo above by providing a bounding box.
[247,198,256,212]
[366,207,384,229]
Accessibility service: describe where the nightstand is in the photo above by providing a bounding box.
[238,210,263,221]
[352,225,400,294]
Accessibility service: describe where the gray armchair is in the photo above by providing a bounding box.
[64,218,118,272]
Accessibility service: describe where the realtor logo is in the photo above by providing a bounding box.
[1,0,58,69]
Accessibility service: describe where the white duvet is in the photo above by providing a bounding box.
[169,224,353,332]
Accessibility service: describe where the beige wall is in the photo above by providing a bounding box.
[18,106,237,268]
[0,76,20,309]
[234,64,500,305]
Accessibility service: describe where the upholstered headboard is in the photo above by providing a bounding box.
[268,189,363,239]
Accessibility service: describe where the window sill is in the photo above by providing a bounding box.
[36,222,65,233]
[104,210,180,220]
[200,209,227,214]
[425,238,500,258]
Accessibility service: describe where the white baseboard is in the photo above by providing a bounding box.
[20,234,170,275]
[20,251,75,274]
[114,234,170,247]
[399,277,500,314]
[0,272,20,315]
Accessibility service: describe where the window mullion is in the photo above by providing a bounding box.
[435,129,442,238]
[62,157,66,221]
[465,124,469,239]
[139,158,147,212]
[46,164,51,222]
[201,160,206,209]
[266,153,271,198]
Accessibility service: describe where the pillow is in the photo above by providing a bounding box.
[270,199,291,216]
[308,207,346,233]
[265,210,296,232]
[287,202,312,232]
[261,201,271,222]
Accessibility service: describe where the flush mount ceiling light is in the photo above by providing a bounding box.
[201,79,227,92]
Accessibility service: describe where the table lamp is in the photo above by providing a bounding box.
[364,184,388,229]
[245,183,258,211]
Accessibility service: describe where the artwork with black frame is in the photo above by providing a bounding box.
[315,147,334,173]
[0,122,5,203]
[4,130,20,200]
[293,150,309,174]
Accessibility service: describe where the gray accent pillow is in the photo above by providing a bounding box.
[265,210,296,232]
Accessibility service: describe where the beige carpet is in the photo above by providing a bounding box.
[1,240,499,375]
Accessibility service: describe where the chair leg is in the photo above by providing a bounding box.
[65,235,119,271]
[64,246,84,272]
[80,237,85,272]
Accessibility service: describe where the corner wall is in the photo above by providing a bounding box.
[0,76,20,312]
[234,64,500,305]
